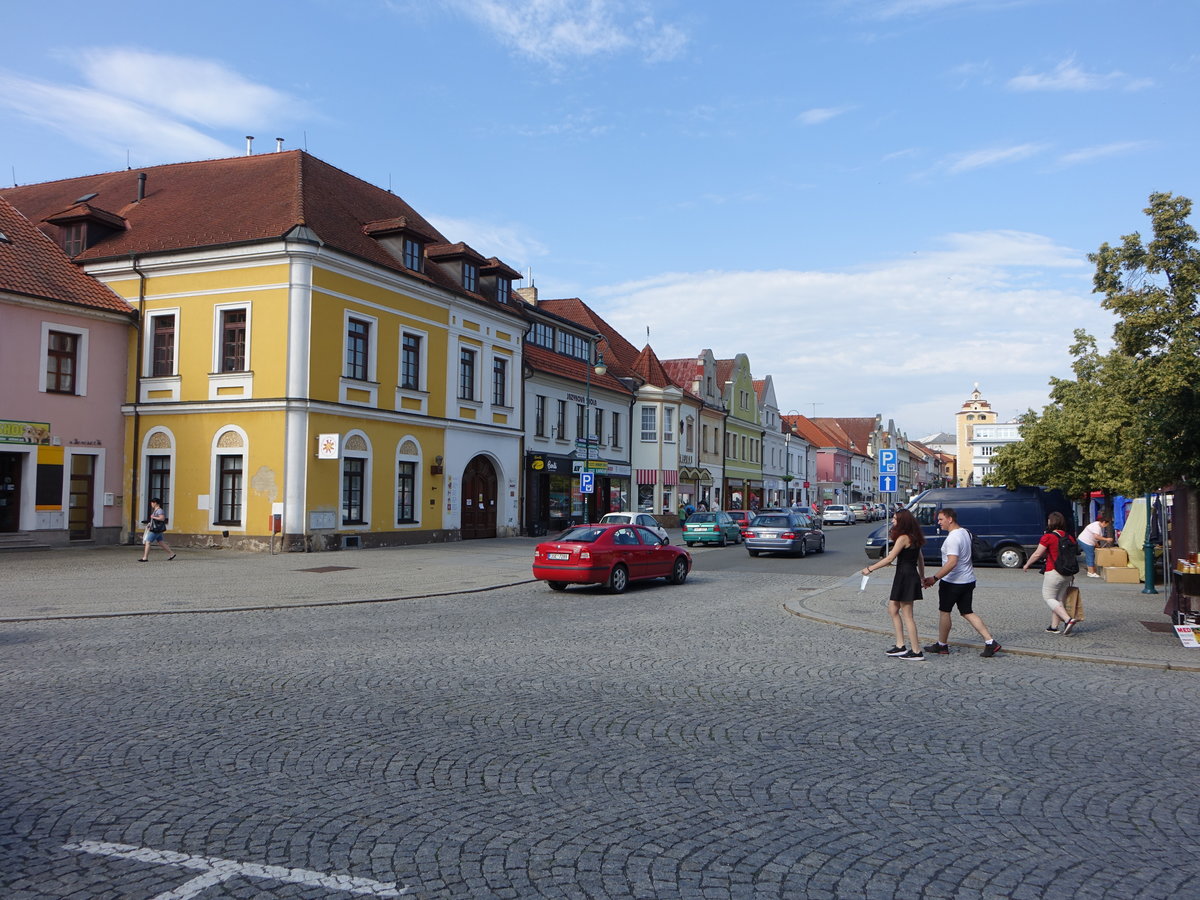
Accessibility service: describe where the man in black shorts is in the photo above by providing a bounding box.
[921,507,1001,657]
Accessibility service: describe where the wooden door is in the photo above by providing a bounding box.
[461,455,497,540]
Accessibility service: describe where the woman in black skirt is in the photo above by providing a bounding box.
[861,508,927,660]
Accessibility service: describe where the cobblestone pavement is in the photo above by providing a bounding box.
[2,568,1197,899]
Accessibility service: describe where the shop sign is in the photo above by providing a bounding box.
[316,434,340,459]
[0,419,51,444]
[1175,624,1199,648]
[572,459,608,474]
[529,454,571,474]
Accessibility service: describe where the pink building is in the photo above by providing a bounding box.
[0,197,133,546]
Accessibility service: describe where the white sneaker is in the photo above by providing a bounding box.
[1087,572,1101,578]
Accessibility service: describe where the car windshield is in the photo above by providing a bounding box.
[556,526,606,543]
[600,515,632,524]
[827,506,846,511]
[689,513,716,522]
[754,515,790,527]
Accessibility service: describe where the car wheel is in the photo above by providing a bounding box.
[798,541,807,558]
[817,537,825,553]
[686,542,695,547]
[718,533,727,547]
[669,557,689,585]
[548,581,568,592]
[997,546,1025,569]
[748,549,760,557]
[608,564,629,593]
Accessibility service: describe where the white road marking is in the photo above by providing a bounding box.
[63,840,409,897]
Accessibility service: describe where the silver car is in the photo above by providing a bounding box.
[744,512,825,557]
[598,512,669,542]
[822,504,856,525]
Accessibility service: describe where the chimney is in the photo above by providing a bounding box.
[136,172,146,202]
[245,135,255,156]
[514,286,538,305]
[276,137,284,152]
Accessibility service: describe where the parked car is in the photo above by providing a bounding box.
[863,486,1074,568]
[744,511,825,557]
[804,506,823,527]
[822,504,856,525]
[684,511,744,546]
[856,503,876,522]
[598,512,668,542]
[533,523,691,593]
[723,509,755,531]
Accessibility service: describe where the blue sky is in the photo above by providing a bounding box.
[4,0,1197,436]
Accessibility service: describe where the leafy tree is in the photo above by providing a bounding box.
[989,192,1200,496]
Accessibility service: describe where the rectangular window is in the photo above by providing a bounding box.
[342,458,365,525]
[217,455,243,525]
[640,406,657,442]
[61,223,85,256]
[496,278,510,304]
[403,238,422,271]
[492,357,507,406]
[556,400,567,438]
[529,322,554,348]
[401,333,421,390]
[463,262,478,293]
[663,407,675,443]
[152,315,175,377]
[220,309,246,372]
[396,462,416,523]
[556,331,589,360]
[612,412,621,448]
[346,318,370,381]
[46,331,78,394]
[459,348,476,400]
[576,403,585,441]
[594,406,603,445]
[535,395,546,436]
[148,455,171,518]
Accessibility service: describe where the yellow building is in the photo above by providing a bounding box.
[955,384,997,486]
[3,152,526,550]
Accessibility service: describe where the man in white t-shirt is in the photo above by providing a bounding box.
[921,507,1002,658]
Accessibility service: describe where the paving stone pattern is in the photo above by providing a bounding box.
[1,570,1197,898]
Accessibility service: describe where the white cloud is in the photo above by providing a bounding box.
[427,214,549,270]
[1057,141,1151,167]
[0,72,236,164]
[0,50,308,168]
[442,0,687,64]
[584,230,1113,435]
[73,49,309,127]
[1007,57,1152,92]
[944,142,1046,174]
[798,106,854,126]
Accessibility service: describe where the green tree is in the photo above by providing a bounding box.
[989,192,1200,496]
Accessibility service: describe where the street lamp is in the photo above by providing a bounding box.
[582,341,607,522]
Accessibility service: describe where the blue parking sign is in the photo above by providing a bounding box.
[879,448,898,474]
[580,472,595,494]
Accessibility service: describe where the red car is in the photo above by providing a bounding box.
[533,523,692,593]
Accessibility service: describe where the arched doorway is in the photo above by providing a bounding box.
[461,455,498,539]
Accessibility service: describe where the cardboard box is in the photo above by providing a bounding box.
[1096,547,1128,567]
[1103,566,1141,583]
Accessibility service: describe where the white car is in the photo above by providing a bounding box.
[822,504,856,525]
[598,512,669,542]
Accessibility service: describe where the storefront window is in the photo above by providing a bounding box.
[637,484,655,512]
[609,480,628,512]
[548,474,572,526]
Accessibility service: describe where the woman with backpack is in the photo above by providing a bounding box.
[1021,511,1080,634]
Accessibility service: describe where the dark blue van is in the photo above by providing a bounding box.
[863,486,1074,569]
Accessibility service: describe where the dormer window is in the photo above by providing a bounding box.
[403,237,423,271]
[61,223,85,257]
[496,278,510,304]
[463,262,478,293]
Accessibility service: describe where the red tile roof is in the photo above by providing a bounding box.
[0,151,521,317]
[538,298,643,377]
[660,357,700,389]
[522,343,632,394]
[631,344,675,388]
[0,196,133,315]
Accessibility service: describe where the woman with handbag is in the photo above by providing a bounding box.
[861,508,927,661]
[139,497,175,562]
[1022,511,1079,634]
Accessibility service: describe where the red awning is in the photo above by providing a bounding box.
[662,470,678,485]
[636,469,657,484]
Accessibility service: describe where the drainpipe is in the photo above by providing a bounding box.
[129,253,146,543]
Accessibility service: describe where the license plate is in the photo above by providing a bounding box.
[548,552,570,560]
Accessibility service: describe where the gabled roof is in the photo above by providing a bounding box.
[522,343,631,395]
[538,298,643,376]
[818,417,877,456]
[715,358,736,387]
[0,196,132,315]
[0,151,521,317]
[631,345,675,389]
[785,414,845,451]
[661,357,700,389]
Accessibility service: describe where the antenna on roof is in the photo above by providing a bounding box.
[647,326,651,341]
